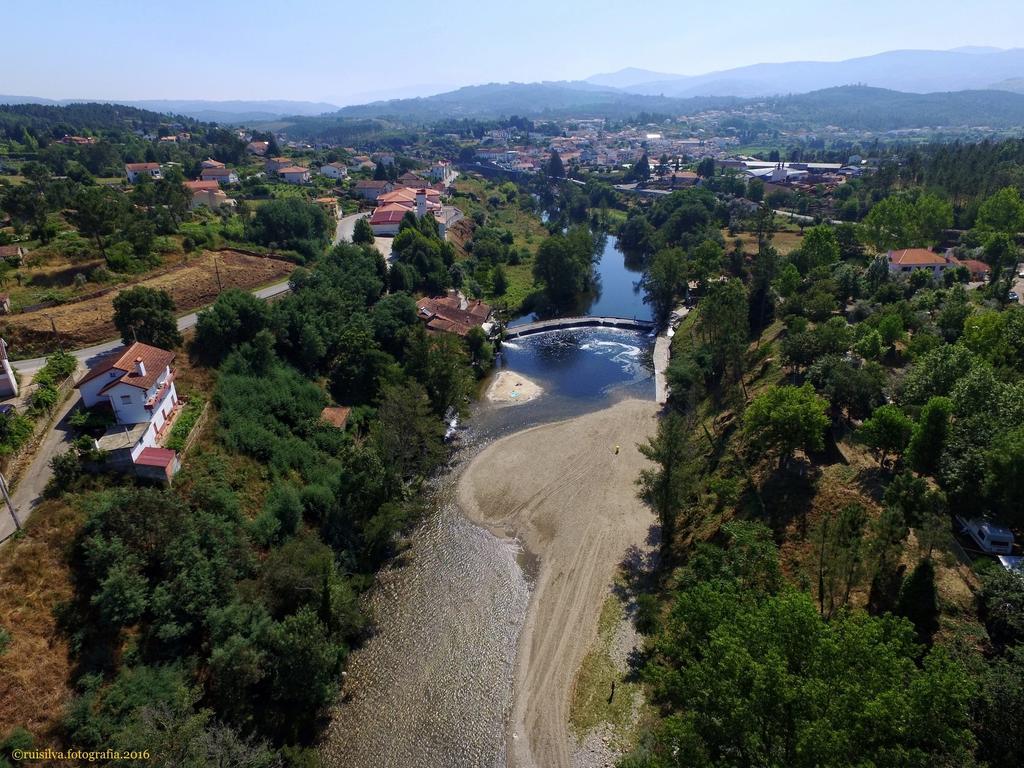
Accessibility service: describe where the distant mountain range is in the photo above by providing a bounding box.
[585,47,1024,97]
[6,47,1024,128]
[0,96,339,122]
[323,82,1024,130]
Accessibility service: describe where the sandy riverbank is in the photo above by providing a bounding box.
[457,398,659,768]
[486,371,544,405]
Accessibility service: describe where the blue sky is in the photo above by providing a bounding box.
[4,0,1024,104]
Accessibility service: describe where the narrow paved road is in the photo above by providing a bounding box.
[11,278,292,375]
[0,391,81,543]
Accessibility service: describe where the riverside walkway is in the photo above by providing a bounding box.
[503,316,656,339]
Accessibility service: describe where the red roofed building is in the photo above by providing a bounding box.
[416,291,493,337]
[277,166,310,184]
[355,179,394,200]
[886,248,954,277]
[77,342,178,441]
[951,257,991,281]
[134,447,181,484]
[78,342,183,480]
[125,162,162,183]
[199,166,239,185]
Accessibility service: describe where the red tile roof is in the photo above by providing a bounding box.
[125,162,160,171]
[320,406,351,428]
[135,447,177,468]
[277,166,309,174]
[184,180,219,192]
[370,203,413,226]
[956,258,991,275]
[416,294,492,336]
[77,342,175,392]
[888,248,949,267]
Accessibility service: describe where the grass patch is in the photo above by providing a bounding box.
[164,398,205,452]
[569,593,643,750]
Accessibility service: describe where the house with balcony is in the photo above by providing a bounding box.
[76,342,182,482]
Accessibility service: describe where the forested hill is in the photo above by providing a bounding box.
[333,82,739,121]
[0,102,197,138]
[766,86,1024,130]
[322,83,1024,130]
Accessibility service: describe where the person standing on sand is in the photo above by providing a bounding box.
[614,444,620,455]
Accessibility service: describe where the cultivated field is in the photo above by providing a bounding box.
[1,250,294,355]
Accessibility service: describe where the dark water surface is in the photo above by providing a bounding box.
[510,234,651,326]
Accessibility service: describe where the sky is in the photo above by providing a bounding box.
[4,0,1024,105]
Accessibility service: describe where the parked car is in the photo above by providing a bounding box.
[1009,291,1019,302]
[0,404,15,416]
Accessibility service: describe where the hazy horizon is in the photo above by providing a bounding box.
[5,0,1024,105]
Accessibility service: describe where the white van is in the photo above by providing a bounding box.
[958,517,1016,555]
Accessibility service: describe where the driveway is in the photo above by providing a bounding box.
[0,392,81,544]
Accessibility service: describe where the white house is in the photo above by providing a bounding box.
[0,338,18,398]
[278,166,310,184]
[887,248,954,277]
[320,162,349,180]
[199,167,239,185]
[430,161,455,185]
[77,342,180,453]
[125,162,162,183]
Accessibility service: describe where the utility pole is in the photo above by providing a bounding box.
[44,314,62,350]
[0,471,20,534]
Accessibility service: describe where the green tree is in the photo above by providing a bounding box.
[69,186,126,255]
[532,230,592,305]
[792,225,840,274]
[859,404,913,468]
[976,186,1024,234]
[907,396,952,475]
[194,289,270,365]
[112,286,183,348]
[983,425,1024,528]
[896,558,939,646]
[352,216,375,245]
[638,411,696,557]
[816,503,868,617]
[491,263,508,296]
[643,248,687,325]
[546,150,565,179]
[743,383,830,469]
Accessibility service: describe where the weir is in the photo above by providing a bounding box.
[504,316,656,339]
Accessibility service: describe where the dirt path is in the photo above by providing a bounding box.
[457,398,658,768]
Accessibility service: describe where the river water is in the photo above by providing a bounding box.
[320,237,653,768]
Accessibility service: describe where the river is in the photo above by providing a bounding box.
[320,236,652,767]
